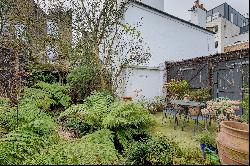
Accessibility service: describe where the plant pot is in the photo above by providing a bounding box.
[189,107,201,116]
[184,97,190,102]
[216,121,249,165]
[200,143,206,159]
[122,96,132,102]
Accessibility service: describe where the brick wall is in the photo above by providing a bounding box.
[224,42,249,53]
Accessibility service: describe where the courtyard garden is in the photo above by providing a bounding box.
[0,77,249,165]
[0,0,249,165]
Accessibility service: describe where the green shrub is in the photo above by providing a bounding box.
[0,129,58,165]
[59,91,114,129]
[124,136,182,165]
[173,147,214,165]
[102,101,154,149]
[242,93,249,123]
[25,129,121,165]
[65,118,91,136]
[0,97,10,107]
[67,65,103,100]
[195,130,216,147]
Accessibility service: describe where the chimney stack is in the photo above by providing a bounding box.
[189,0,207,28]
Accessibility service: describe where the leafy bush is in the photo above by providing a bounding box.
[30,69,57,84]
[67,65,103,101]
[64,118,91,136]
[195,130,216,147]
[0,129,58,165]
[188,88,211,102]
[241,93,249,123]
[25,129,121,165]
[0,97,10,107]
[124,136,182,165]
[173,147,215,165]
[59,91,114,129]
[164,79,190,100]
[34,82,71,108]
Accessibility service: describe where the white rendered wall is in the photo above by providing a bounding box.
[139,0,164,11]
[117,3,216,100]
[124,3,216,67]
[123,67,165,100]
[206,17,248,53]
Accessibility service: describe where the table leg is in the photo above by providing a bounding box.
[181,107,188,131]
[162,112,167,124]
[174,113,178,130]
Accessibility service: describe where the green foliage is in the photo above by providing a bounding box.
[59,91,114,129]
[65,118,91,136]
[0,97,10,107]
[67,65,102,100]
[242,93,249,123]
[59,92,154,149]
[0,106,17,131]
[195,130,216,147]
[25,129,121,165]
[20,82,71,110]
[164,79,190,100]
[0,129,58,165]
[102,101,153,129]
[173,147,215,165]
[30,69,57,84]
[188,88,211,102]
[124,136,182,165]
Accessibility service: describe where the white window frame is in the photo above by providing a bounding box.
[230,13,234,23]
[46,44,57,62]
[15,23,27,42]
[206,16,212,23]
[47,20,59,37]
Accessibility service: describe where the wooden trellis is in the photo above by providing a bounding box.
[165,48,249,100]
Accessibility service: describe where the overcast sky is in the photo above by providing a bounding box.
[164,0,249,21]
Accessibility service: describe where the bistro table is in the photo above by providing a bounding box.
[170,100,206,131]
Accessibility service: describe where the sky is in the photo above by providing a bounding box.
[164,0,249,21]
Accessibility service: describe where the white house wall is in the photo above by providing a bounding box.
[124,3,216,67]
[117,3,216,100]
[123,67,165,100]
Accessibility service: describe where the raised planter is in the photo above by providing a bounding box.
[216,121,249,165]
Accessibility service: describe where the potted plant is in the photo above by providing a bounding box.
[183,94,190,102]
[203,97,249,165]
[164,79,190,101]
[195,130,217,159]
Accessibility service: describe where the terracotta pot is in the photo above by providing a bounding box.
[216,121,249,165]
[122,96,132,102]
[184,97,190,102]
[188,106,201,116]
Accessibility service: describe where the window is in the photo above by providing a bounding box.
[215,41,219,48]
[214,25,219,33]
[0,21,9,36]
[212,12,220,20]
[206,16,212,23]
[230,13,234,23]
[47,20,58,37]
[15,23,27,42]
[243,21,246,26]
[46,44,57,62]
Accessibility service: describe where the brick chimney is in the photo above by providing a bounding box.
[189,0,207,28]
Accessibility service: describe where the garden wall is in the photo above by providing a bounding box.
[165,48,249,100]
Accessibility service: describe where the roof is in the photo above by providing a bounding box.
[131,0,215,34]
